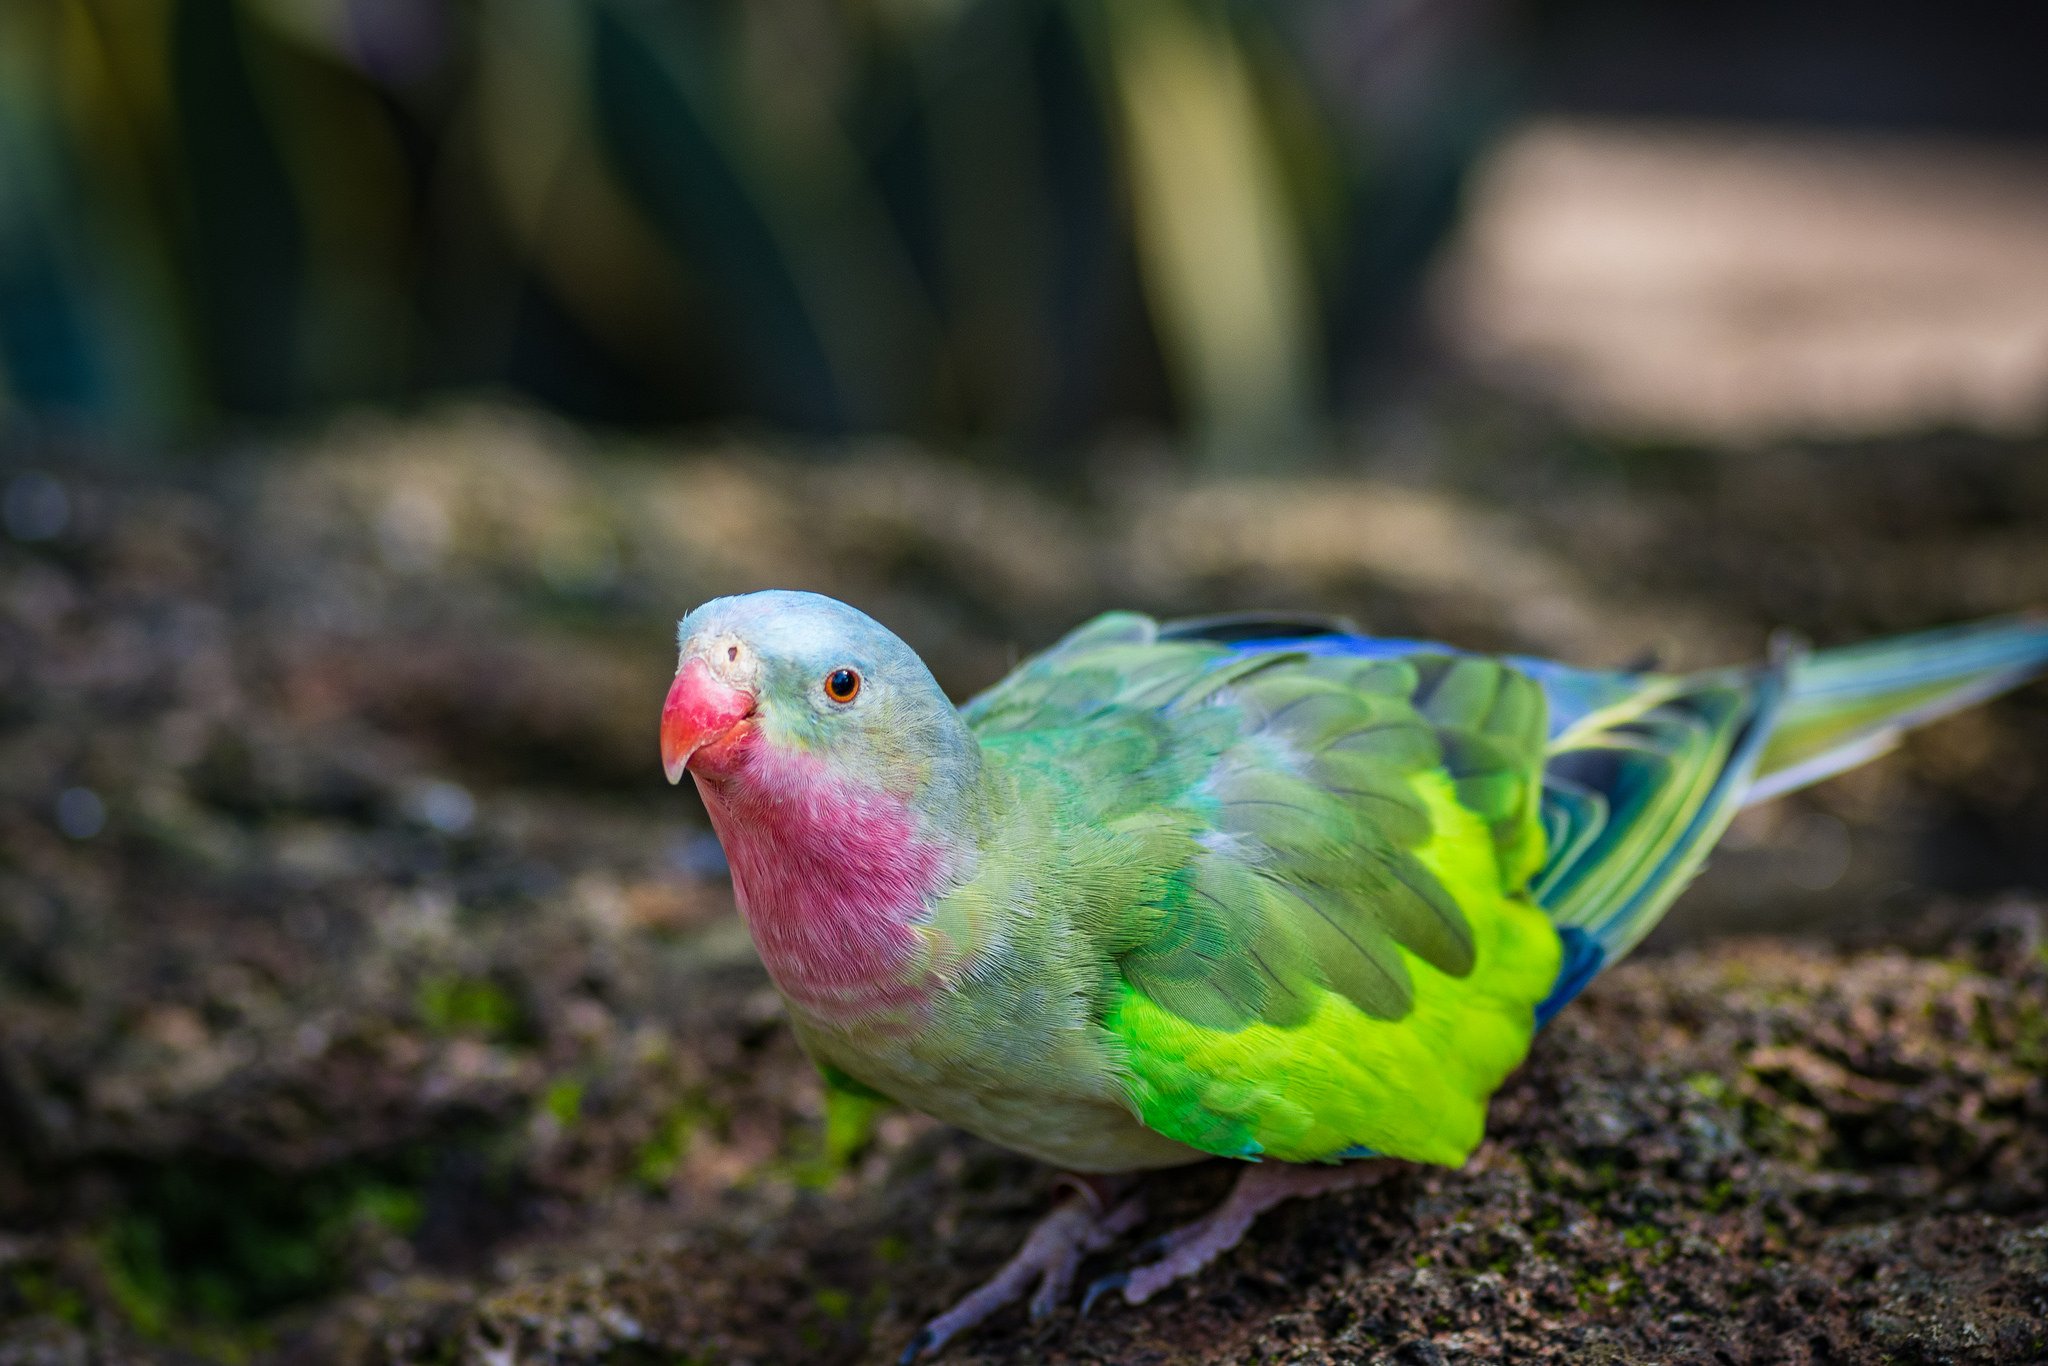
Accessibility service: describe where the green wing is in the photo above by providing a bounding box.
[960,613,1562,1167]
[955,611,2048,1171]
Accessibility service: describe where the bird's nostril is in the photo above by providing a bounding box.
[728,646,738,662]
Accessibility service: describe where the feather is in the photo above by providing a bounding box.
[672,594,2048,1175]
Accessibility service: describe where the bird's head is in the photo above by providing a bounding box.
[661,590,977,807]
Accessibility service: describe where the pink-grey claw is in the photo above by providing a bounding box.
[900,1183,1143,1358]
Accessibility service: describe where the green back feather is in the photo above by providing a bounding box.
[956,613,1563,1165]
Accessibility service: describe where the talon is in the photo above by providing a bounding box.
[905,1181,1145,1355]
[1027,1272,1067,1322]
[1080,1271,1129,1317]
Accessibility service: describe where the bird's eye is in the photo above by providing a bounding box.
[824,668,861,703]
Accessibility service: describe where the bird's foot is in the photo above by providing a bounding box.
[901,1174,1144,1362]
[1086,1158,1394,1309]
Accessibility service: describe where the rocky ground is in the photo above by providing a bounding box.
[2,403,2045,1365]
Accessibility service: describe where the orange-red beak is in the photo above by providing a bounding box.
[660,658,755,783]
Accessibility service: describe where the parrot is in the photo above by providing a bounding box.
[657,590,2048,1360]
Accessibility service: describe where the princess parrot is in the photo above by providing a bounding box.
[658,591,2048,1359]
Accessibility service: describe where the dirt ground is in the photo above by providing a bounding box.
[2,403,2045,1364]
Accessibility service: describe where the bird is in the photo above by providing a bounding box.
[657,590,2048,1360]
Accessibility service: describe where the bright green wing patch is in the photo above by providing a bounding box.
[1411,656,1550,887]
[960,612,1566,1167]
[1109,772,1560,1165]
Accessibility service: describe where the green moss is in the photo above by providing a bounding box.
[634,1105,704,1189]
[98,1218,171,1337]
[348,1184,424,1237]
[416,975,523,1040]
[93,1154,430,1349]
[542,1078,585,1127]
[1573,1265,1641,1312]
[11,1265,86,1326]
[1621,1224,1664,1250]
[1525,1203,1564,1256]
[792,1087,891,1189]
[2012,1000,2048,1072]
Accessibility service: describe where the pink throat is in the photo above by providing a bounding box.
[693,740,946,1018]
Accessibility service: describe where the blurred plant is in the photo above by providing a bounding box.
[0,0,1511,462]
[98,1156,426,1345]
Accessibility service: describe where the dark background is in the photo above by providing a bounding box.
[3,0,2044,449]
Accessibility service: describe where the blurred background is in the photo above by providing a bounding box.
[4,3,2048,1363]
[3,0,2045,456]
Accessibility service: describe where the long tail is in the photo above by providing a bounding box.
[1746,614,2048,805]
[1528,613,2048,1021]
